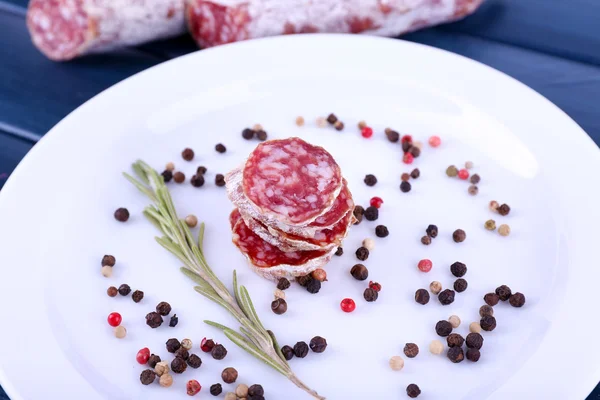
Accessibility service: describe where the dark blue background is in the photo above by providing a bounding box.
[0,0,599,398]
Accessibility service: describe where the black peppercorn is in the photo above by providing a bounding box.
[447,333,464,348]
[479,305,494,317]
[309,336,328,353]
[435,320,453,337]
[242,128,255,140]
[156,301,171,316]
[480,315,497,331]
[306,278,321,294]
[277,277,291,290]
[364,174,378,187]
[182,148,194,161]
[140,369,156,385]
[114,208,130,222]
[196,166,207,175]
[210,383,223,396]
[102,255,116,267]
[174,171,185,183]
[171,357,187,374]
[350,264,369,280]
[409,146,421,158]
[221,367,238,384]
[212,344,228,360]
[248,384,265,397]
[175,347,189,360]
[509,292,526,307]
[271,298,288,314]
[470,174,481,184]
[364,287,378,302]
[375,225,389,238]
[447,346,465,363]
[132,290,144,303]
[281,345,294,360]
[353,205,364,225]
[454,278,468,293]
[466,333,484,349]
[415,289,430,305]
[215,143,226,153]
[420,236,431,245]
[495,285,512,301]
[438,289,455,305]
[169,314,178,327]
[450,261,467,277]
[386,129,400,142]
[498,203,511,216]
[401,173,411,182]
[364,206,379,221]
[466,348,481,362]
[107,286,118,297]
[161,170,173,182]
[256,130,268,141]
[187,353,202,368]
[403,343,419,358]
[293,341,309,358]
[146,312,163,328]
[426,224,438,238]
[215,174,226,187]
[402,141,413,153]
[190,174,205,187]
[453,229,466,243]
[400,181,412,193]
[166,338,181,353]
[296,275,312,287]
[335,247,343,256]
[406,384,421,398]
[410,168,420,179]
[334,121,344,131]
[484,293,500,306]
[148,354,161,368]
[326,113,338,124]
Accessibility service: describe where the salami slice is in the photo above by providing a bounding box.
[27,0,186,61]
[241,137,342,226]
[186,0,483,48]
[231,209,336,281]
[307,182,353,228]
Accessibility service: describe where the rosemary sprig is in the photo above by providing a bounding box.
[124,160,325,400]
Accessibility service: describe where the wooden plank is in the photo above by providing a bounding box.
[0,9,165,139]
[0,131,34,190]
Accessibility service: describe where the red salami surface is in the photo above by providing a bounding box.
[308,182,353,228]
[242,137,342,226]
[27,0,186,61]
[186,0,483,48]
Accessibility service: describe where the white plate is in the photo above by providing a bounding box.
[1,35,599,400]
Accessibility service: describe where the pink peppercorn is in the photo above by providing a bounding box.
[401,135,413,144]
[458,169,469,180]
[340,298,356,313]
[429,135,441,147]
[418,259,433,273]
[403,153,414,164]
[107,312,122,327]
[186,380,201,396]
[136,348,150,365]
[370,196,384,208]
[369,281,382,292]
[361,126,373,138]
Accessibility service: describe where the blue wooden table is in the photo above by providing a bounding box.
[0,0,599,398]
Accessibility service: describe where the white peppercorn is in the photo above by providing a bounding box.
[429,281,442,295]
[101,265,113,278]
[235,384,249,397]
[362,238,375,251]
[155,361,169,376]
[159,373,173,387]
[295,116,305,126]
[465,161,474,169]
[498,224,511,236]
[448,315,461,329]
[114,325,126,339]
[224,393,237,400]
[469,322,482,333]
[489,200,499,212]
[165,162,175,171]
[389,356,405,371]
[316,117,327,127]
[274,289,286,300]
[181,338,193,350]
[429,340,444,355]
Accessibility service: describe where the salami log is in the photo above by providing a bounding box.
[186,0,483,48]
[27,0,186,61]
[230,209,336,281]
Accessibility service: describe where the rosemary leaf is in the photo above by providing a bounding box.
[197,222,206,254]
[223,329,288,376]
[131,162,150,185]
[204,320,232,332]
[240,285,268,333]
[268,329,290,368]
[123,172,156,202]
[233,271,243,310]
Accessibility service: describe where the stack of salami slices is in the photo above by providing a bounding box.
[226,137,355,281]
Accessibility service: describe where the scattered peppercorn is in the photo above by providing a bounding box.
[114,325,127,338]
[469,322,482,334]
[466,348,481,362]
[364,206,379,221]
[215,174,226,187]
[351,264,369,280]
[102,255,116,267]
[498,224,511,236]
[448,315,461,329]
[447,333,464,348]
[374,225,389,238]
[161,170,173,183]
[415,289,430,305]
[364,174,378,186]
[402,141,412,153]
[210,383,223,396]
[406,384,421,398]
[281,345,294,360]
[156,301,171,316]
[400,181,412,193]
[362,238,375,251]
[118,284,131,296]
[429,281,442,295]
[485,219,496,230]
[358,121,367,130]
[509,292,526,307]
[173,171,185,183]
[453,229,466,243]
[340,298,356,313]
[386,129,400,142]
[293,341,309,358]
[221,367,238,384]
[404,343,419,358]
[447,346,465,363]
[364,287,378,302]
[212,344,227,360]
[175,347,189,360]
[166,338,181,353]
[201,338,215,353]
[496,285,512,301]
[187,380,201,396]
[498,204,511,216]
[114,208,130,222]
[435,320,453,337]
[334,121,344,131]
[257,130,268,141]
[369,281,382,292]
[140,369,156,385]
[484,293,500,306]
[466,332,484,349]
[389,356,405,371]
[146,354,160,368]
[446,165,458,177]
[479,305,494,317]
[185,214,198,228]
[438,289,455,305]
[248,384,264,397]
[306,278,321,294]
[326,113,338,124]
[429,340,444,355]
[107,286,118,297]
[426,224,438,238]
[410,168,420,179]
[401,173,411,181]
[196,166,207,175]
[296,275,312,287]
[335,247,343,256]
[316,117,327,128]
[215,143,226,153]
[311,268,327,282]
[182,148,194,161]
[277,277,291,290]
[132,290,144,303]
[169,314,178,327]
[101,267,112,278]
[421,236,431,245]
[190,174,205,187]
[470,174,480,184]
[271,298,288,315]
[465,161,474,169]
[458,169,469,180]
[454,278,468,293]
[418,259,433,273]
[353,205,364,225]
[165,162,175,171]
[171,357,187,374]
[235,384,249,398]
[355,247,370,261]
[158,373,173,387]
[429,135,441,147]
[274,288,285,300]
[310,336,328,353]
[107,312,122,327]
[480,315,497,331]
[242,128,254,140]
[409,146,421,158]
[489,200,500,212]
[468,185,479,196]
[450,261,467,277]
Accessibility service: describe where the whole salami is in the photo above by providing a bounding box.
[186,0,483,48]
[27,0,186,61]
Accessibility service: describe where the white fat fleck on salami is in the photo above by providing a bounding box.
[242,137,342,226]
